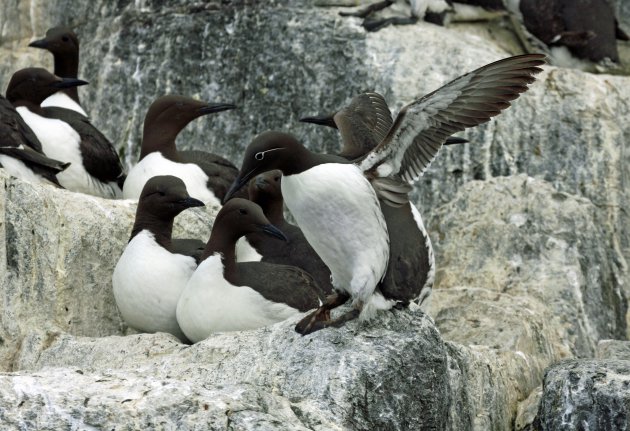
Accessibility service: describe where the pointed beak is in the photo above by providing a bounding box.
[255,176,269,190]
[223,172,253,204]
[198,103,237,115]
[179,197,205,208]
[28,38,48,49]
[259,224,288,241]
[299,113,337,129]
[51,77,89,89]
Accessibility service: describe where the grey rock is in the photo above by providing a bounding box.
[1,309,450,431]
[597,339,630,360]
[0,170,215,371]
[427,174,627,358]
[536,359,630,430]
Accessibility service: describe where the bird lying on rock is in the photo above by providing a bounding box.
[123,95,241,207]
[225,54,545,334]
[29,26,87,116]
[246,170,334,294]
[6,68,126,198]
[176,198,326,342]
[0,94,69,186]
[113,175,205,342]
[340,0,454,31]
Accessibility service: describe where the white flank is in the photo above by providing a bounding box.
[41,92,88,117]
[281,163,389,317]
[16,106,120,198]
[112,230,196,341]
[123,152,220,207]
[410,203,434,304]
[176,254,299,342]
[0,155,52,185]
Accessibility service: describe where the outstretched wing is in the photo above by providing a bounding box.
[359,54,545,183]
[334,92,393,159]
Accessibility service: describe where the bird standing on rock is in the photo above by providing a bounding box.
[6,68,126,198]
[176,198,326,342]
[224,54,545,334]
[113,175,205,342]
[29,26,87,116]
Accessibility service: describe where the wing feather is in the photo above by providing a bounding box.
[359,54,545,182]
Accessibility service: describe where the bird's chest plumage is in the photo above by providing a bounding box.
[281,164,389,296]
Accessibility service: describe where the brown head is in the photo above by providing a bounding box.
[6,68,88,106]
[29,26,79,65]
[140,95,236,160]
[248,170,284,225]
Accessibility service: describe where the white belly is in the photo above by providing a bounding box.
[123,152,220,207]
[41,92,87,117]
[16,107,119,198]
[112,230,196,341]
[281,164,389,309]
[176,254,299,342]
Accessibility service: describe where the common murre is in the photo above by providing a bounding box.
[225,54,545,334]
[246,170,334,294]
[6,68,126,198]
[123,95,239,207]
[339,0,454,31]
[176,198,325,342]
[29,26,87,116]
[0,94,69,186]
[112,175,205,342]
[299,92,447,313]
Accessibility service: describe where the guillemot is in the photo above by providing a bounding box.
[225,54,545,334]
[112,175,205,341]
[0,95,70,186]
[514,0,629,66]
[29,26,87,116]
[299,92,445,315]
[6,68,126,198]
[123,95,239,207]
[176,198,325,342]
[339,0,454,31]
[246,170,334,294]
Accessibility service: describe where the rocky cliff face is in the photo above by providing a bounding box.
[1,1,629,429]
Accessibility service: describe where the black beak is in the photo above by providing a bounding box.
[179,197,205,208]
[28,38,48,49]
[259,224,288,241]
[444,137,468,146]
[299,113,338,129]
[51,77,89,89]
[224,173,252,204]
[198,103,237,115]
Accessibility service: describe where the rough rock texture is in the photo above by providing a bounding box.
[536,359,630,430]
[0,171,215,371]
[1,310,449,431]
[0,1,629,429]
[597,339,630,360]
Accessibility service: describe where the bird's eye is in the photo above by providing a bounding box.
[62,36,70,42]
[239,208,248,215]
[274,176,280,182]
[255,152,264,161]
[158,191,166,197]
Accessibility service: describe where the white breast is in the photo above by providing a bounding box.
[281,164,390,314]
[112,230,197,341]
[123,152,220,207]
[176,254,299,342]
[410,203,434,305]
[41,92,87,117]
[0,154,52,186]
[16,106,119,198]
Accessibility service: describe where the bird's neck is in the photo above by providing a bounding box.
[54,53,80,103]
[140,128,181,161]
[130,211,174,250]
[201,229,238,283]
[12,100,44,115]
[256,196,285,226]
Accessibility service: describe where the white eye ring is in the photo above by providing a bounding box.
[255,152,264,160]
